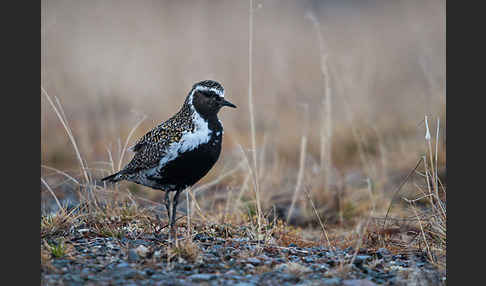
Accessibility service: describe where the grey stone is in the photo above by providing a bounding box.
[116,262,131,268]
[151,274,167,281]
[354,255,371,265]
[128,249,140,262]
[376,248,391,258]
[280,273,300,283]
[233,283,256,286]
[321,278,342,285]
[302,256,315,263]
[189,273,217,282]
[342,279,378,286]
[123,269,139,279]
[246,257,262,266]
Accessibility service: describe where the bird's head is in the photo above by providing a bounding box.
[187,80,236,117]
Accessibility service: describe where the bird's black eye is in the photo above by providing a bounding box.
[202,91,213,98]
[207,91,218,99]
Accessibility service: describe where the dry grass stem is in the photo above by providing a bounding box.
[41,177,64,212]
[117,114,147,171]
[41,165,80,186]
[287,104,309,222]
[349,178,375,266]
[247,0,262,236]
[306,11,334,193]
[383,157,423,229]
[303,187,333,250]
[192,161,245,197]
[42,87,90,185]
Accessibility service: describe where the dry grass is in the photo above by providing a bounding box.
[403,116,446,270]
[169,238,202,263]
[40,98,445,268]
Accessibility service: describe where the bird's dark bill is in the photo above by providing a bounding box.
[221,99,237,108]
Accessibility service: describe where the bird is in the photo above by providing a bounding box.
[101,80,236,239]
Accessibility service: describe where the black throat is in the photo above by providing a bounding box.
[190,100,222,132]
[203,113,223,134]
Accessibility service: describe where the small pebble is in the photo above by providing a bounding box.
[189,273,217,282]
[127,249,139,262]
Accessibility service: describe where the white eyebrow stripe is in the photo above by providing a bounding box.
[194,86,225,98]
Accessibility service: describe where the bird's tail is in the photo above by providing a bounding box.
[101,171,123,183]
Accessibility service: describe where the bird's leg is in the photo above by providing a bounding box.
[170,190,182,241]
[164,191,172,239]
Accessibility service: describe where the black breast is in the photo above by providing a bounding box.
[153,118,223,190]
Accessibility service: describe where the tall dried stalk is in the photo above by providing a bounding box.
[303,187,333,250]
[248,0,262,234]
[42,86,98,210]
[287,104,309,222]
[424,116,446,218]
[192,161,245,197]
[400,115,445,268]
[41,177,64,213]
[42,88,90,186]
[186,190,191,238]
[306,12,333,191]
[41,165,80,186]
[349,178,375,265]
[118,115,147,171]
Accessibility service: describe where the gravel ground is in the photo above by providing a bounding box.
[41,191,445,286]
[41,227,445,286]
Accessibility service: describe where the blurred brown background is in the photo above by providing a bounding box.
[41,0,445,223]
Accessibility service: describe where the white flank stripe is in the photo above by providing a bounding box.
[147,90,213,176]
[179,111,212,153]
